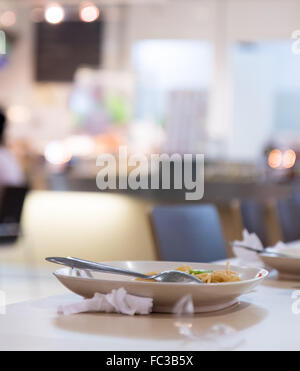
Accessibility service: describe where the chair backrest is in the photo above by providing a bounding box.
[150,204,227,262]
[277,199,300,243]
[240,199,268,247]
[0,186,28,243]
[0,186,28,224]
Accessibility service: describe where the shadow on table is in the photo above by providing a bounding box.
[262,271,300,290]
[53,301,268,341]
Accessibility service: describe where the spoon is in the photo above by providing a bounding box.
[45,257,203,284]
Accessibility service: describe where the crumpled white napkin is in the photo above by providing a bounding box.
[266,240,300,257]
[232,230,300,265]
[232,229,264,266]
[58,288,153,316]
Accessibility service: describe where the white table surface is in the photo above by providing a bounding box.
[0,269,300,351]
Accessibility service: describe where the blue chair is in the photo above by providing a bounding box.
[150,204,227,262]
[277,199,300,243]
[240,200,268,247]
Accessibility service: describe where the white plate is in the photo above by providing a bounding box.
[260,254,300,280]
[54,261,268,313]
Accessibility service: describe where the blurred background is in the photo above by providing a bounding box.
[1,0,300,303]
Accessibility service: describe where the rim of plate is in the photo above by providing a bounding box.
[53,261,269,287]
[261,253,300,261]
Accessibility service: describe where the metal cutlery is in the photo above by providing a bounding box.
[46,256,203,283]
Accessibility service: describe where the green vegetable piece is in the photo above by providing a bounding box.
[190,269,213,275]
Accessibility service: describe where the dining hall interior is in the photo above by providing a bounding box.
[0,0,300,351]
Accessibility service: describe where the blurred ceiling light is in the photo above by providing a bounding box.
[283,149,297,169]
[7,105,31,124]
[0,11,16,28]
[65,135,95,157]
[45,3,65,24]
[44,141,72,165]
[79,2,100,23]
[268,149,282,169]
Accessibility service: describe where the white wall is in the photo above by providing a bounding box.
[123,0,300,160]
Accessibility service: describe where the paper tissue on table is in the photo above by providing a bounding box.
[58,288,153,316]
[232,230,265,267]
[233,230,300,267]
[266,240,300,258]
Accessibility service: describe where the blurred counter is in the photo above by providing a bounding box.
[47,173,293,204]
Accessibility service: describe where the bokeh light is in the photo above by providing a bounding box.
[283,149,297,169]
[7,105,31,124]
[45,141,72,165]
[0,11,16,28]
[268,149,282,169]
[45,3,65,24]
[79,2,100,23]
